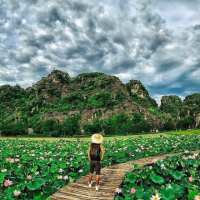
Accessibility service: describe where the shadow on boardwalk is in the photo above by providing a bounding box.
[50,150,200,200]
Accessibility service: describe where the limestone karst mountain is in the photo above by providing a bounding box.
[0,70,200,136]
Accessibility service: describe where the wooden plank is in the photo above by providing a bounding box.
[55,190,114,199]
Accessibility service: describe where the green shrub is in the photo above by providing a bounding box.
[51,130,60,137]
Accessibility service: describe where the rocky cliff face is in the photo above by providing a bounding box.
[29,71,166,131]
[160,94,200,128]
[183,93,200,128]
[126,80,158,108]
[1,70,200,133]
[160,95,182,116]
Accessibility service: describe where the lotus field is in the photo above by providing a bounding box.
[0,134,200,200]
[115,152,200,200]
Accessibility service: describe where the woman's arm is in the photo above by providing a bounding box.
[87,145,91,161]
[100,145,104,161]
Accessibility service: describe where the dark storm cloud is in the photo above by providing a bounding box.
[157,60,183,73]
[37,6,66,26]
[65,45,87,59]
[148,34,170,52]
[85,51,105,63]
[112,59,136,73]
[113,33,126,45]
[95,35,108,46]
[1,0,200,103]
[68,0,89,13]
[193,24,200,31]
[0,72,16,82]
[98,18,115,32]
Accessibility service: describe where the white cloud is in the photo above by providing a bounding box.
[0,0,200,104]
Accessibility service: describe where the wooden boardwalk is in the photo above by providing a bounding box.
[50,150,200,200]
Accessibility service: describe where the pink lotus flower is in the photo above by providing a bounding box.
[4,180,12,187]
[189,176,193,182]
[6,158,14,163]
[161,164,166,170]
[131,188,136,194]
[115,188,122,194]
[13,190,21,196]
[27,175,32,180]
[149,166,152,169]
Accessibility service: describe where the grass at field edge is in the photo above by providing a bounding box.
[1,129,200,141]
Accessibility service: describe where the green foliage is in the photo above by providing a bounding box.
[71,76,82,84]
[132,113,150,133]
[180,110,187,118]
[160,96,182,118]
[79,83,96,93]
[130,93,141,105]
[99,79,112,89]
[0,122,28,136]
[79,72,105,78]
[37,85,46,94]
[115,91,125,102]
[47,88,61,98]
[163,121,174,131]
[101,112,131,135]
[56,73,70,84]
[51,130,60,137]
[62,115,81,136]
[177,115,195,130]
[1,134,200,199]
[148,107,162,115]
[184,93,200,105]
[61,93,84,105]
[1,72,200,136]
[100,112,150,135]
[83,119,102,135]
[70,86,75,92]
[88,92,114,108]
[40,119,58,135]
[32,115,81,136]
[58,93,85,110]
[0,85,26,103]
[131,94,157,108]
[116,151,200,200]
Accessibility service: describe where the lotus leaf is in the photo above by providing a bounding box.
[160,188,175,200]
[172,171,183,180]
[150,174,164,184]
[188,190,199,200]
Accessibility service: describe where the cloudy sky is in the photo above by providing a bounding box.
[1,0,200,105]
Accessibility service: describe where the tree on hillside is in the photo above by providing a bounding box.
[163,121,174,131]
[61,115,81,136]
[0,122,27,136]
[132,112,150,133]
[82,118,102,135]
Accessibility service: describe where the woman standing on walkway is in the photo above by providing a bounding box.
[88,133,104,191]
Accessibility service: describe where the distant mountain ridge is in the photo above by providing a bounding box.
[0,70,200,136]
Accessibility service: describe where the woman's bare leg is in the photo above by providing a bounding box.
[89,173,92,183]
[96,175,100,185]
